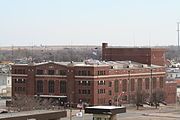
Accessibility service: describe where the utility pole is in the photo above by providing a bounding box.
[177,22,180,49]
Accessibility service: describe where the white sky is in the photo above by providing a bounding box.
[0,0,180,46]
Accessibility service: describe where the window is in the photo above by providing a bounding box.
[15,79,26,83]
[98,80,105,85]
[37,80,43,93]
[122,79,127,92]
[22,87,25,91]
[82,90,87,94]
[18,69,25,74]
[97,71,106,75]
[14,69,17,74]
[145,78,150,89]
[15,87,17,92]
[98,89,105,94]
[109,90,112,95]
[78,71,81,76]
[15,87,25,92]
[22,79,26,83]
[79,89,81,94]
[108,81,112,87]
[14,79,17,83]
[48,70,55,75]
[60,81,66,93]
[81,89,90,94]
[79,81,90,86]
[114,80,119,93]
[137,78,142,90]
[14,69,25,74]
[88,90,90,94]
[36,69,44,75]
[159,77,164,88]
[130,79,135,91]
[78,70,90,76]
[48,80,54,93]
[59,70,66,75]
[87,71,90,76]
[152,77,157,89]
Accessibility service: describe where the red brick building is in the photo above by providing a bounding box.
[164,81,177,104]
[102,43,166,66]
[12,60,166,105]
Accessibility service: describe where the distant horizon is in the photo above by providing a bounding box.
[0,43,178,48]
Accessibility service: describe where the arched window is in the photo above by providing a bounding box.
[137,78,142,90]
[145,78,150,89]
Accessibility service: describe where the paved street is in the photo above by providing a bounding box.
[62,105,180,120]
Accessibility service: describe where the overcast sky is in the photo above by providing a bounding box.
[0,0,180,46]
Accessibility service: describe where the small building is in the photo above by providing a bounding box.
[166,68,180,79]
[85,106,126,120]
[0,110,66,120]
[164,81,177,104]
[0,64,11,97]
[102,43,166,66]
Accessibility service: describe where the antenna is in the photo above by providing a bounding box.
[11,45,14,62]
[31,41,34,63]
[133,32,135,47]
[148,32,151,48]
[70,40,72,62]
[177,22,180,49]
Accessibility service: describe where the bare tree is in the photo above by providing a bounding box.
[132,90,149,110]
[151,89,166,108]
[10,95,60,111]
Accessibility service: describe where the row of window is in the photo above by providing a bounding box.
[14,79,26,83]
[37,80,67,94]
[98,89,106,94]
[97,71,106,75]
[78,70,90,76]
[78,89,91,94]
[15,87,25,92]
[36,69,67,75]
[98,80,105,85]
[78,81,91,86]
[115,77,164,93]
[14,69,26,74]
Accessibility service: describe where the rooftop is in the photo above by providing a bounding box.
[0,110,66,119]
[13,59,162,69]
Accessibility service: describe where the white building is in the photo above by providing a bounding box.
[0,64,11,97]
[166,68,180,79]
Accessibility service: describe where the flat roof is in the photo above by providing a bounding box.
[13,60,163,69]
[35,95,67,98]
[0,110,66,119]
[86,106,125,110]
[85,106,126,115]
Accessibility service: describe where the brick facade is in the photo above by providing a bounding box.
[102,43,166,66]
[164,81,177,104]
[12,61,166,105]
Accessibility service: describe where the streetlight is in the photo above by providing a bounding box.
[128,70,130,104]
[150,68,153,105]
